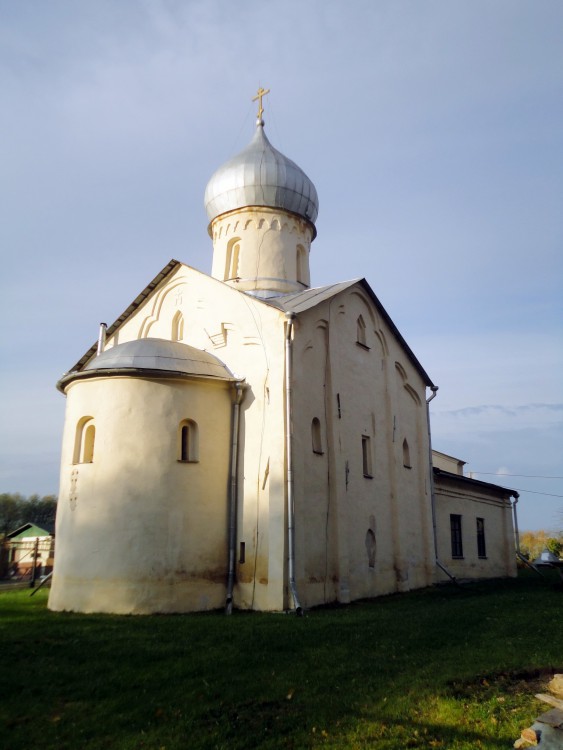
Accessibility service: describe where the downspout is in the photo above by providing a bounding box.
[285,312,302,614]
[97,322,107,355]
[510,492,521,555]
[226,380,245,615]
[510,492,538,572]
[426,386,458,584]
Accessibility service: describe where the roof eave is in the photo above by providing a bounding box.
[433,467,519,497]
[64,259,183,377]
[57,367,240,394]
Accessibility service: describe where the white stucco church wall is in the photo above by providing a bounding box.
[49,98,518,615]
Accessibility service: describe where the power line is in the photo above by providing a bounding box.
[510,488,563,498]
[470,472,563,479]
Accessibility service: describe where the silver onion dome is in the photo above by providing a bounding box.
[204,121,319,226]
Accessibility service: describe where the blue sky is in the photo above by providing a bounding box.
[1,0,561,531]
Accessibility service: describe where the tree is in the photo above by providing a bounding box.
[0,493,58,537]
[546,538,563,559]
[519,530,549,561]
[0,493,24,536]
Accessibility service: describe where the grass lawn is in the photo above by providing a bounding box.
[1,571,562,750]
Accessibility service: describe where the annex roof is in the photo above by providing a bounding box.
[433,467,519,498]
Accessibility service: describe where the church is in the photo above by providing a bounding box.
[49,92,518,615]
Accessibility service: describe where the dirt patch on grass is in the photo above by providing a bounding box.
[450,667,563,700]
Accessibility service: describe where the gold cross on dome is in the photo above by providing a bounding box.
[252,86,270,120]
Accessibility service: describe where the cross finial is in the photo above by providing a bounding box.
[252,86,270,123]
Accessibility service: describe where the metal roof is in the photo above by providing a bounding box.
[85,338,233,378]
[204,122,319,228]
[433,467,519,498]
[58,338,235,392]
[265,278,436,388]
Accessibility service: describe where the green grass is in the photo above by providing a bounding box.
[1,571,562,749]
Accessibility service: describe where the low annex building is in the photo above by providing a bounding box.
[432,451,518,581]
[49,95,518,615]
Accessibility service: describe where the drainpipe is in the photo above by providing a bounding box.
[426,387,458,584]
[285,312,302,614]
[511,492,533,569]
[226,381,245,614]
[510,492,521,554]
[97,322,107,355]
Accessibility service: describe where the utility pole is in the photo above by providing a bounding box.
[30,537,39,588]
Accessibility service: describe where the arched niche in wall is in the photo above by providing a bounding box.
[402,438,411,469]
[395,362,422,406]
[138,279,189,339]
[311,417,323,454]
[172,310,185,342]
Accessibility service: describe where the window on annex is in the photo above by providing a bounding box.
[450,514,463,558]
[225,239,241,281]
[356,315,368,348]
[73,417,96,464]
[402,438,411,468]
[311,418,323,454]
[178,419,199,463]
[476,517,487,558]
[362,435,373,478]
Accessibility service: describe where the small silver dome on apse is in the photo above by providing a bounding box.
[84,338,232,380]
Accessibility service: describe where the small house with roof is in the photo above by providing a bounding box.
[5,523,55,580]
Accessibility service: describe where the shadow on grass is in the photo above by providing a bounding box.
[1,572,562,749]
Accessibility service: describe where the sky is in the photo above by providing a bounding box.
[1,0,561,532]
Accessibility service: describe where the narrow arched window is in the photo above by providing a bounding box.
[402,438,411,468]
[172,310,184,341]
[311,417,323,454]
[73,417,95,464]
[178,419,198,462]
[356,315,367,347]
[296,244,306,285]
[225,239,241,281]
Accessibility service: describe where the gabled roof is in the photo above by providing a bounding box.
[265,278,435,388]
[67,259,182,374]
[433,467,519,498]
[64,261,434,389]
[264,280,360,314]
[7,523,54,540]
